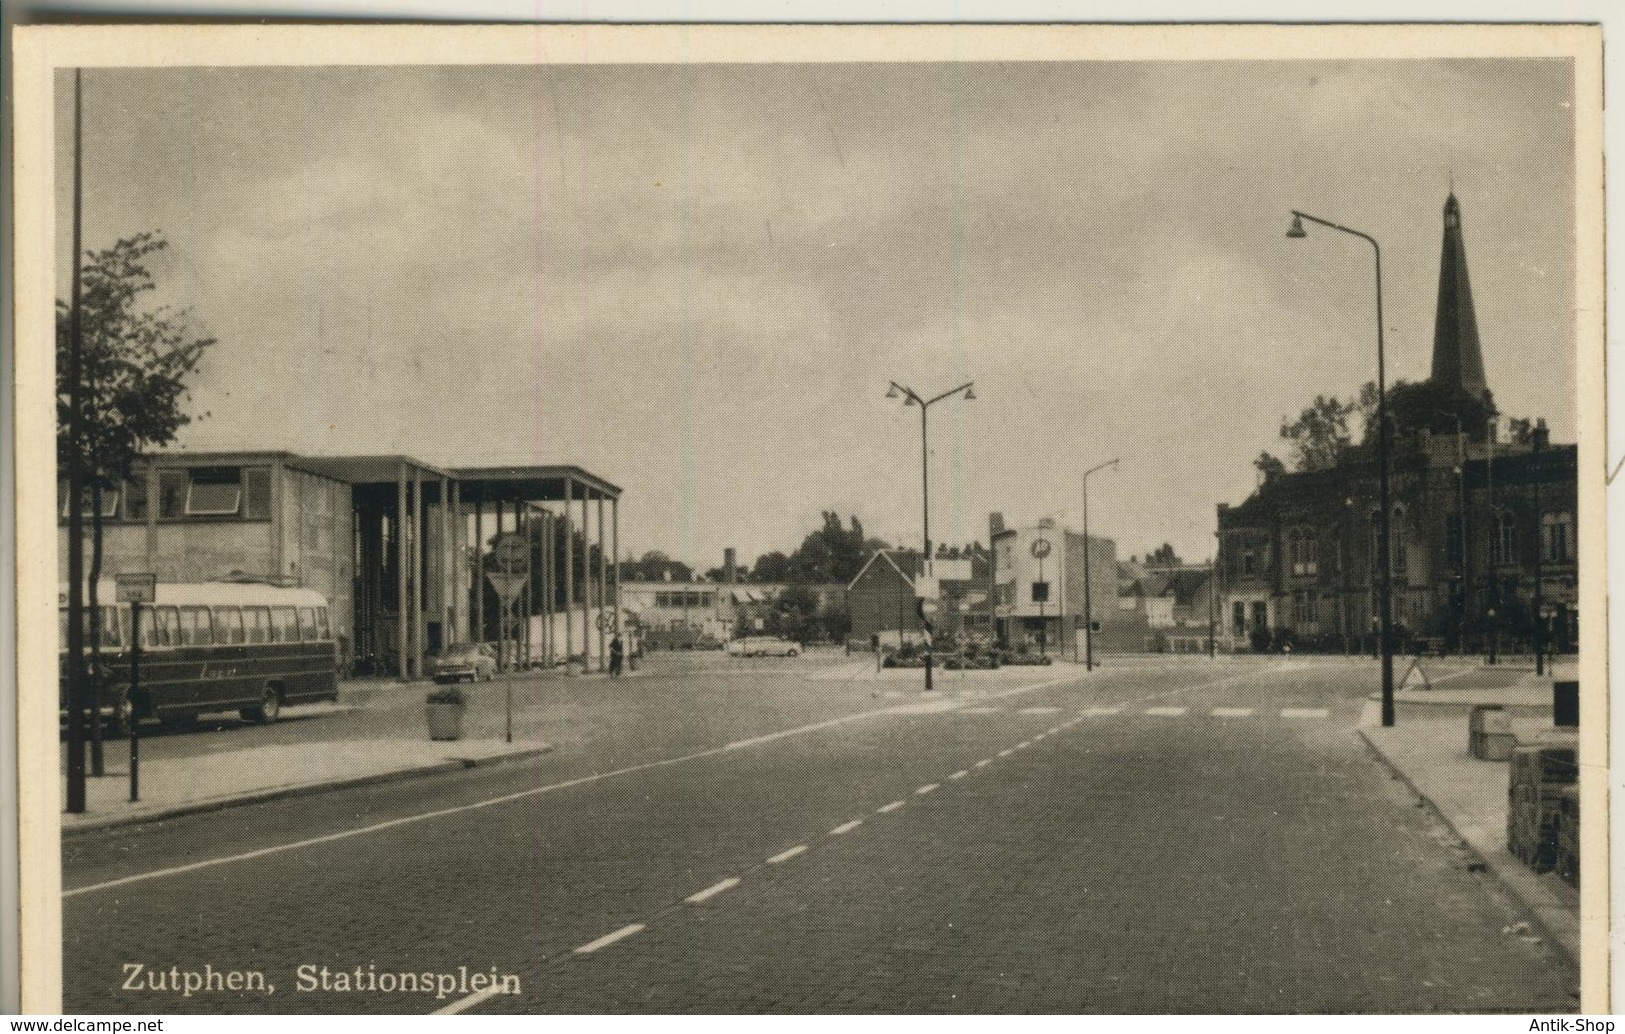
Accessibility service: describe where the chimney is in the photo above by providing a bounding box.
[723,548,738,584]
[1533,419,1550,450]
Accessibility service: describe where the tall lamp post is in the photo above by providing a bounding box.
[1287,209,1395,726]
[1081,458,1119,671]
[886,379,976,692]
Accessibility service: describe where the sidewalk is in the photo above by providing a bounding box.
[63,734,550,833]
[1357,666,1580,964]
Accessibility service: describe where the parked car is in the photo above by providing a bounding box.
[430,642,498,683]
[726,635,802,658]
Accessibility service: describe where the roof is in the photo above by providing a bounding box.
[135,451,619,499]
[61,580,329,608]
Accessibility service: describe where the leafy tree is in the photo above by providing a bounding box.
[1506,417,1538,446]
[786,512,872,585]
[1279,394,1355,472]
[750,550,791,584]
[58,231,213,764]
[1147,543,1182,566]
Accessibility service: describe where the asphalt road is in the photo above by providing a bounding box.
[60,655,1577,1014]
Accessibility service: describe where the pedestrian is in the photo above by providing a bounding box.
[609,633,624,678]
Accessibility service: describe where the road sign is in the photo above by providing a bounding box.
[115,572,157,604]
[492,533,530,574]
[1030,538,1052,559]
[485,570,528,605]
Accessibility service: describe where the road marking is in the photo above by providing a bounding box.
[948,770,969,780]
[686,877,741,903]
[997,748,1015,757]
[434,984,509,1016]
[574,923,647,954]
[1212,707,1255,718]
[877,800,905,814]
[1145,706,1188,716]
[1282,707,1330,719]
[767,845,808,865]
[830,819,863,835]
[1019,706,1063,714]
[974,759,993,767]
[916,783,939,795]
[958,706,1002,714]
[1082,706,1123,716]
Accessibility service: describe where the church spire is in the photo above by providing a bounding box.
[1430,193,1489,400]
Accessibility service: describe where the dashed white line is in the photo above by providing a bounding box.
[574,923,646,954]
[829,819,864,835]
[997,748,1015,758]
[1016,740,1032,749]
[767,845,808,865]
[1019,706,1063,714]
[974,759,993,768]
[949,770,970,780]
[1212,707,1255,718]
[434,985,509,1016]
[1145,706,1188,717]
[1083,706,1124,716]
[877,800,905,814]
[686,877,741,903]
[916,783,939,795]
[1282,707,1330,719]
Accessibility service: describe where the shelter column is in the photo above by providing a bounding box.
[581,486,591,667]
[612,497,620,639]
[597,493,607,670]
[450,480,462,641]
[396,464,408,680]
[496,499,506,668]
[411,468,424,678]
[564,479,575,671]
[521,506,532,667]
[474,494,484,648]
[440,476,451,646]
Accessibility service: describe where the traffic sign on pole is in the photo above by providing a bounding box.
[486,570,528,606]
[492,533,530,574]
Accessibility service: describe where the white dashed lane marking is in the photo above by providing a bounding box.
[949,770,969,780]
[975,759,993,768]
[1083,706,1123,716]
[916,783,939,795]
[574,923,646,954]
[997,749,1015,758]
[1145,706,1188,716]
[1019,706,1063,714]
[686,878,741,904]
[829,819,864,836]
[877,801,905,814]
[1212,707,1255,718]
[1282,707,1330,718]
[766,845,807,865]
[958,706,1002,715]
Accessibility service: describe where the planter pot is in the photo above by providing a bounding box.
[426,701,466,741]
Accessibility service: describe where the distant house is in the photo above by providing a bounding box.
[847,548,990,644]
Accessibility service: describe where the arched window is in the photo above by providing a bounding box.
[1495,510,1519,565]
[1542,512,1574,563]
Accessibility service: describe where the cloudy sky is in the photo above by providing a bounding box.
[53,58,1575,570]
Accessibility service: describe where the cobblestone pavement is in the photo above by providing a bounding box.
[60,656,1577,1014]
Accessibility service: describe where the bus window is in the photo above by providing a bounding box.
[57,607,124,649]
[243,606,271,644]
[178,606,214,646]
[315,607,331,640]
[215,606,246,644]
[297,607,318,641]
[148,606,180,648]
[99,606,122,649]
[271,607,299,643]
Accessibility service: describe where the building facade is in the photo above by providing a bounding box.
[846,549,990,645]
[989,515,1116,658]
[1216,195,1578,654]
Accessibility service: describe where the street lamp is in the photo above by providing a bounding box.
[887,379,976,692]
[1081,458,1119,671]
[1287,209,1395,726]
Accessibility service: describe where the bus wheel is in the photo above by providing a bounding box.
[242,686,282,724]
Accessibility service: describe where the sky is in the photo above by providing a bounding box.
[52,58,1577,571]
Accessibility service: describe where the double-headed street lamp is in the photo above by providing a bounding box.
[1287,209,1396,727]
[886,379,976,692]
[1081,458,1119,671]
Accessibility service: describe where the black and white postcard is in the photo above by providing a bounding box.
[11,23,1607,1016]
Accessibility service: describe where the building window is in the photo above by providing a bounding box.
[58,483,121,519]
[158,470,188,518]
[1391,508,1408,579]
[1293,592,1313,624]
[1241,550,1256,577]
[1031,581,1050,604]
[1231,601,1245,635]
[244,467,272,519]
[125,474,149,521]
[1495,512,1518,565]
[186,467,242,516]
[1542,512,1574,563]
[1288,528,1318,577]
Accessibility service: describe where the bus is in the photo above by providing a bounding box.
[59,580,339,729]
